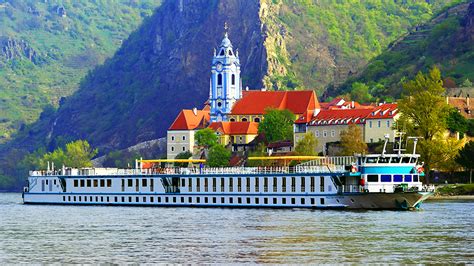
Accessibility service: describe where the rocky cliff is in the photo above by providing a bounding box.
[31,0,268,152]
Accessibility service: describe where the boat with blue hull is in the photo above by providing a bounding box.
[23,137,434,210]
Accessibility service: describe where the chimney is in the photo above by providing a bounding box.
[192,107,197,116]
[467,94,470,107]
[446,96,449,104]
[351,101,354,108]
[245,86,249,91]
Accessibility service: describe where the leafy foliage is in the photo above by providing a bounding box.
[398,67,450,140]
[349,82,373,103]
[0,1,162,142]
[273,0,458,92]
[429,137,464,173]
[258,109,295,143]
[295,132,318,156]
[342,2,474,99]
[195,128,218,148]
[397,67,453,178]
[456,141,474,170]
[339,124,368,155]
[174,151,192,167]
[446,108,469,137]
[246,143,272,167]
[206,145,230,167]
[40,140,98,168]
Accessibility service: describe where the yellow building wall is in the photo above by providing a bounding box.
[363,116,399,143]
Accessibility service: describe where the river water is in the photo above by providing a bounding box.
[0,193,472,264]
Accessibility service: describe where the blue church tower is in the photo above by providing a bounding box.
[209,28,242,122]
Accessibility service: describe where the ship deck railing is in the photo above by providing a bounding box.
[29,165,349,177]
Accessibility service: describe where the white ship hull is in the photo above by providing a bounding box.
[23,171,432,210]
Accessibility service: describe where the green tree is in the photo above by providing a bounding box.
[456,141,474,183]
[398,67,451,179]
[64,140,98,168]
[195,128,218,148]
[40,140,98,168]
[258,108,295,143]
[430,137,463,174]
[41,148,68,169]
[295,132,318,156]
[468,120,474,137]
[174,151,192,167]
[247,143,272,167]
[350,82,373,103]
[461,78,472,88]
[207,145,231,167]
[446,108,468,138]
[339,124,368,155]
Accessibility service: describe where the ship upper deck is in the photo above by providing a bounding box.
[29,165,350,177]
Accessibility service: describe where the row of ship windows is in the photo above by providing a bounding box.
[367,174,419,183]
[70,176,328,193]
[62,195,326,205]
[73,179,112,188]
[184,176,327,193]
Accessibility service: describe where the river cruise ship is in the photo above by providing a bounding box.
[23,138,433,210]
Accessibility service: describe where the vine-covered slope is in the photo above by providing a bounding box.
[0,0,162,142]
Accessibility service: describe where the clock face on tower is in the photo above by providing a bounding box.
[216,62,223,71]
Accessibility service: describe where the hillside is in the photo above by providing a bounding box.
[337,1,474,99]
[0,0,462,190]
[265,0,460,93]
[0,0,162,142]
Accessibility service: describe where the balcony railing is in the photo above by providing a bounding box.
[30,164,350,177]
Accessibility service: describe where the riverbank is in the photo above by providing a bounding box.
[427,195,474,200]
[429,184,474,200]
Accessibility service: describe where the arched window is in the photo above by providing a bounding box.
[241,117,248,122]
[231,74,235,85]
[219,49,225,56]
[254,117,260,122]
[229,50,233,56]
[217,74,222,85]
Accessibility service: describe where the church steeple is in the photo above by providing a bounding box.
[209,23,242,122]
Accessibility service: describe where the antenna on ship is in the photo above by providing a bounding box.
[382,134,390,156]
[393,131,406,156]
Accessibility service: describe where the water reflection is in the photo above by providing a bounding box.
[0,194,472,264]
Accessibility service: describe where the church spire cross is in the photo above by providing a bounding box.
[224,22,229,37]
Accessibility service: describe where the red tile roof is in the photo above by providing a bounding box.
[308,103,398,126]
[365,103,398,119]
[321,98,373,110]
[208,121,259,135]
[168,109,210,130]
[447,97,473,119]
[231,90,319,115]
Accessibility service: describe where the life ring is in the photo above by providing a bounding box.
[351,165,358,173]
[417,167,424,173]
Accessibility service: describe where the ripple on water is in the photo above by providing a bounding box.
[0,194,472,264]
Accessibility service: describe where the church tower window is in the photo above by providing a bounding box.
[231,74,235,85]
[217,74,222,85]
